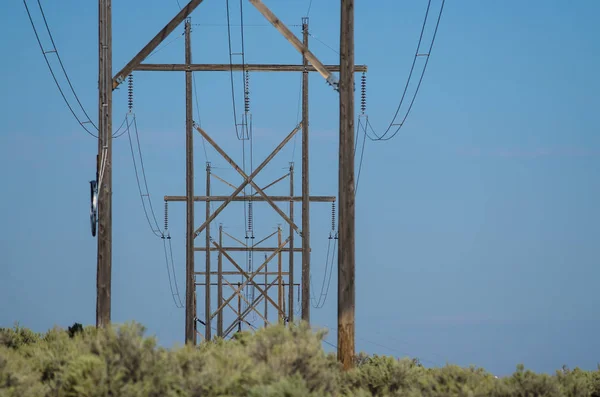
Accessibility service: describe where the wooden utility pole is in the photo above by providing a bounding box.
[288,163,295,321]
[218,224,223,336]
[237,282,242,332]
[338,0,355,370]
[301,17,311,324]
[184,18,195,344]
[205,162,212,341]
[96,0,112,329]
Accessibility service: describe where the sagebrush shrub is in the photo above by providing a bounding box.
[1,322,599,397]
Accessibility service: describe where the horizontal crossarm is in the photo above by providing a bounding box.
[134,63,368,72]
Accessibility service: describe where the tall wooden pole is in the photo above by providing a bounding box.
[288,163,295,322]
[96,0,112,329]
[237,282,242,332]
[301,17,311,324]
[217,224,223,336]
[205,162,212,340]
[184,18,195,345]
[264,254,268,327]
[338,0,355,370]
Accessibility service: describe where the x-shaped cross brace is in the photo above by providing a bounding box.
[210,237,289,319]
[193,123,301,238]
[224,278,279,338]
[222,277,270,325]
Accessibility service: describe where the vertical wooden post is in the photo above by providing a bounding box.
[338,0,355,370]
[217,224,223,336]
[205,162,212,340]
[288,163,294,322]
[184,18,195,344]
[237,282,242,332]
[264,253,268,327]
[301,17,311,324]
[96,0,112,329]
[278,230,283,323]
[277,226,283,322]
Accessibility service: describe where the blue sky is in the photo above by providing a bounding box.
[1,0,599,376]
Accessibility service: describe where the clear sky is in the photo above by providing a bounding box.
[1,0,599,377]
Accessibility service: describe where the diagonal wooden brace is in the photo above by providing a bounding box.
[223,279,278,337]
[223,277,270,325]
[251,173,290,196]
[193,123,301,237]
[249,0,339,89]
[112,0,205,89]
[210,239,285,318]
[210,237,290,318]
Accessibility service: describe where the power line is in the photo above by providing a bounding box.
[308,32,339,55]
[35,0,98,131]
[225,0,242,140]
[23,0,98,138]
[354,116,368,194]
[125,107,186,308]
[310,234,337,309]
[365,0,446,141]
[126,113,164,238]
[163,237,184,308]
[306,0,313,17]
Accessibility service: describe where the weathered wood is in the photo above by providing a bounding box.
[222,277,269,325]
[195,271,291,276]
[96,0,113,329]
[194,247,303,252]
[249,0,338,88]
[301,18,311,324]
[251,173,289,196]
[112,0,204,89]
[224,280,279,337]
[134,63,368,72]
[184,19,195,345]
[192,124,301,237]
[209,239,289,319]
[194,125,300,234]
[278,227,284,323]
[165,195,335,202]
[288,165,295,322]
[217,225,223,336]
[338,0,356,370]
[278,226,283,323]
[204,163,211,341]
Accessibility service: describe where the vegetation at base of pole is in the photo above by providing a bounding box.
[1,322,599,397]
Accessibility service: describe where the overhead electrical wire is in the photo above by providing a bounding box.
[225,0,242,140]
[125,73,184,307]
[24,0,130,141]
[311,233,338,309]
[365,0,445,141]
[164,238,185,308]
[306,0,313,17]
[126,114,164,238]
[23,0,98,138]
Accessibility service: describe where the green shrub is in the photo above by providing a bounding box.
[1,322,599,397]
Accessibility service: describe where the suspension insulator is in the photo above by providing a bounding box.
[331,202,336,233]
[163,201,169,238]
[244,70,250,113]
[248,201,255,238]
[360,72,367,115]
[128,74,134,112]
